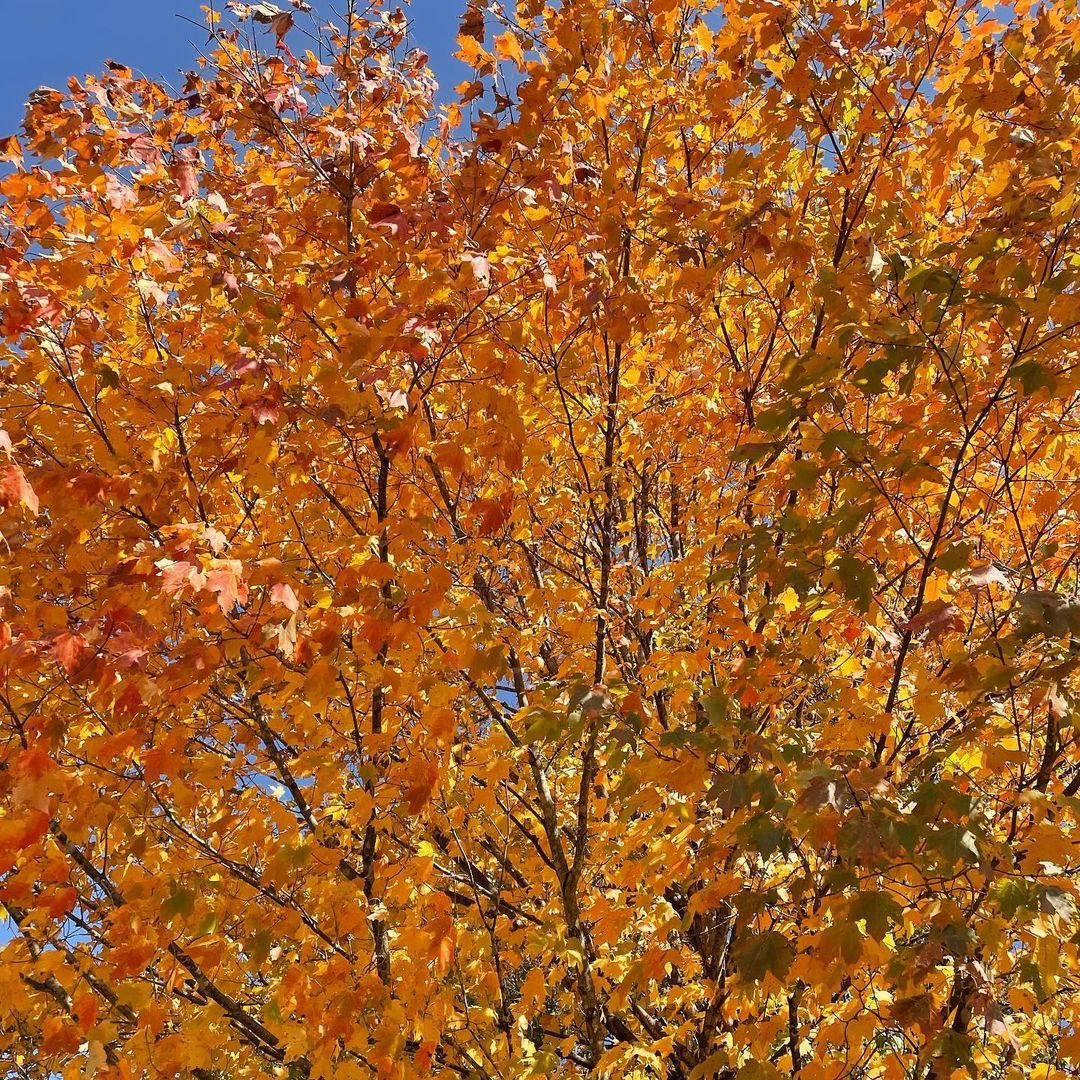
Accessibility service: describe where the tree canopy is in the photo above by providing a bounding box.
[2,0,1080,1076]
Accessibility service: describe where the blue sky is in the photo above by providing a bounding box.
[0,1,466,135]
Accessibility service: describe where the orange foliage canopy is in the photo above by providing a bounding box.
[2,0,1080,1077]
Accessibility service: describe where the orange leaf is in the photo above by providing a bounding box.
[494,30,525,69]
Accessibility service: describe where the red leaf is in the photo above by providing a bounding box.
[118,132,160,166]
[251,397,282,426]
[459,2,485,43]
[52,632,89,674]
[967,564,1008,589]
[41,1017,81,1057]
[206,564,248,612]
[368,202,406,236]
[173,157,198,203]
[41,886,78,918]
[427,915,455,975]
[12,745,54,811]
[0,464,38,514]
[905,600,964,641]
[73,990,99,1034]
[0,135,22,164]
[270,11,294,38]
[471,491,514,536]
[461,252,491,287]
[271,582,299,612]
[158,560,205,596]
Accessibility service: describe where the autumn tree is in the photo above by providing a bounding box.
[2,0,1080,1076]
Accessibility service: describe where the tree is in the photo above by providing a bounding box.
[1,0,1079,1075]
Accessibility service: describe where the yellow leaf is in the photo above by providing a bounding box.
[494,30,525,69]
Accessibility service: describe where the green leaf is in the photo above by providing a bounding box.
[733,930,794,982]
[755,403,796,435]
[732,441,781,464]
[835,554,876,613]
[820,920,862,965]
[1018,590,1080,638]
[790,458,820,490]
[934,541,974,573]
[736,814,791,859]
[521,709,561,745]
[907,265,960,296]
[1008,360,1057,394]
[934,825,981,865]
[820,429,865,459]
[849,891,903,940]
[993,878,1032,918]
[95,364,120,389]
[736,1063,784,1080]
[248,928,274,966]
[700,691,730,725]
[162,881,196,920]
[852,356,899,395]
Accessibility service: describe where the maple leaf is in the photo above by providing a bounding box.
[72,990,99,1035]
[471,491,513,536]
[403,758,439,814]
[0,464,39,514]
[458,2,484,44]
[228,1,285,20]
[270,11,294,39]
[12,746,53,813]
[0,135,22,163]
[905,600,964,640]
[967,563,1009,589]
[205,563,248,613]
[172,153,198,203]
[271,582,299,611]
[40,1017,80,1057]
[250,394,282,425]
[158,559,205,596]
[733,931,794,983]
[426,914,456,975]
[368,201,406,235]
[118,131,159,166]
[493,30,525,69]
[51,631,89,675]
[461,251,491,288]
[849,891,903,940]
[3,2,1080,1076]
[269,615,298,656]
